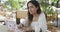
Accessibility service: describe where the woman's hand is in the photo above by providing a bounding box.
[19,26,35,32]
[17,24,24,29]
[25,27,35,32]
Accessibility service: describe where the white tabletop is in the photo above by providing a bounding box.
[0,25,7,32]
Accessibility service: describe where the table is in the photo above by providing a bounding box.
[0,25,7,32]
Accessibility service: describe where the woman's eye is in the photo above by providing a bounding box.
[30,6,33,8]
[27,6,34,9]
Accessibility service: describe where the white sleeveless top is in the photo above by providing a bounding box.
[21,13,47,32]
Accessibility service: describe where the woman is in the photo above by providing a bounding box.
[18,1,47,32]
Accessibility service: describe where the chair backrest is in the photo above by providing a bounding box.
[16,11,27,19]
[16,11,28,25]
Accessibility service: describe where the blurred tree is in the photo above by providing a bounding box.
[52,0,58,3]
[8,0,20,10]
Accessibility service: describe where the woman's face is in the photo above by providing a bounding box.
[28,3,38,15]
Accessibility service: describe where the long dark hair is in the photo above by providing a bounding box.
[27,1,41,25]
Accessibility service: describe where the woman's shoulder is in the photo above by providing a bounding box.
[39,12,45,17]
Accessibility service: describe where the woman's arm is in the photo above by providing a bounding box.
[18,24,35,32]
[18,17,35,32]
[25,26,35,32]
[40,13,47,32]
